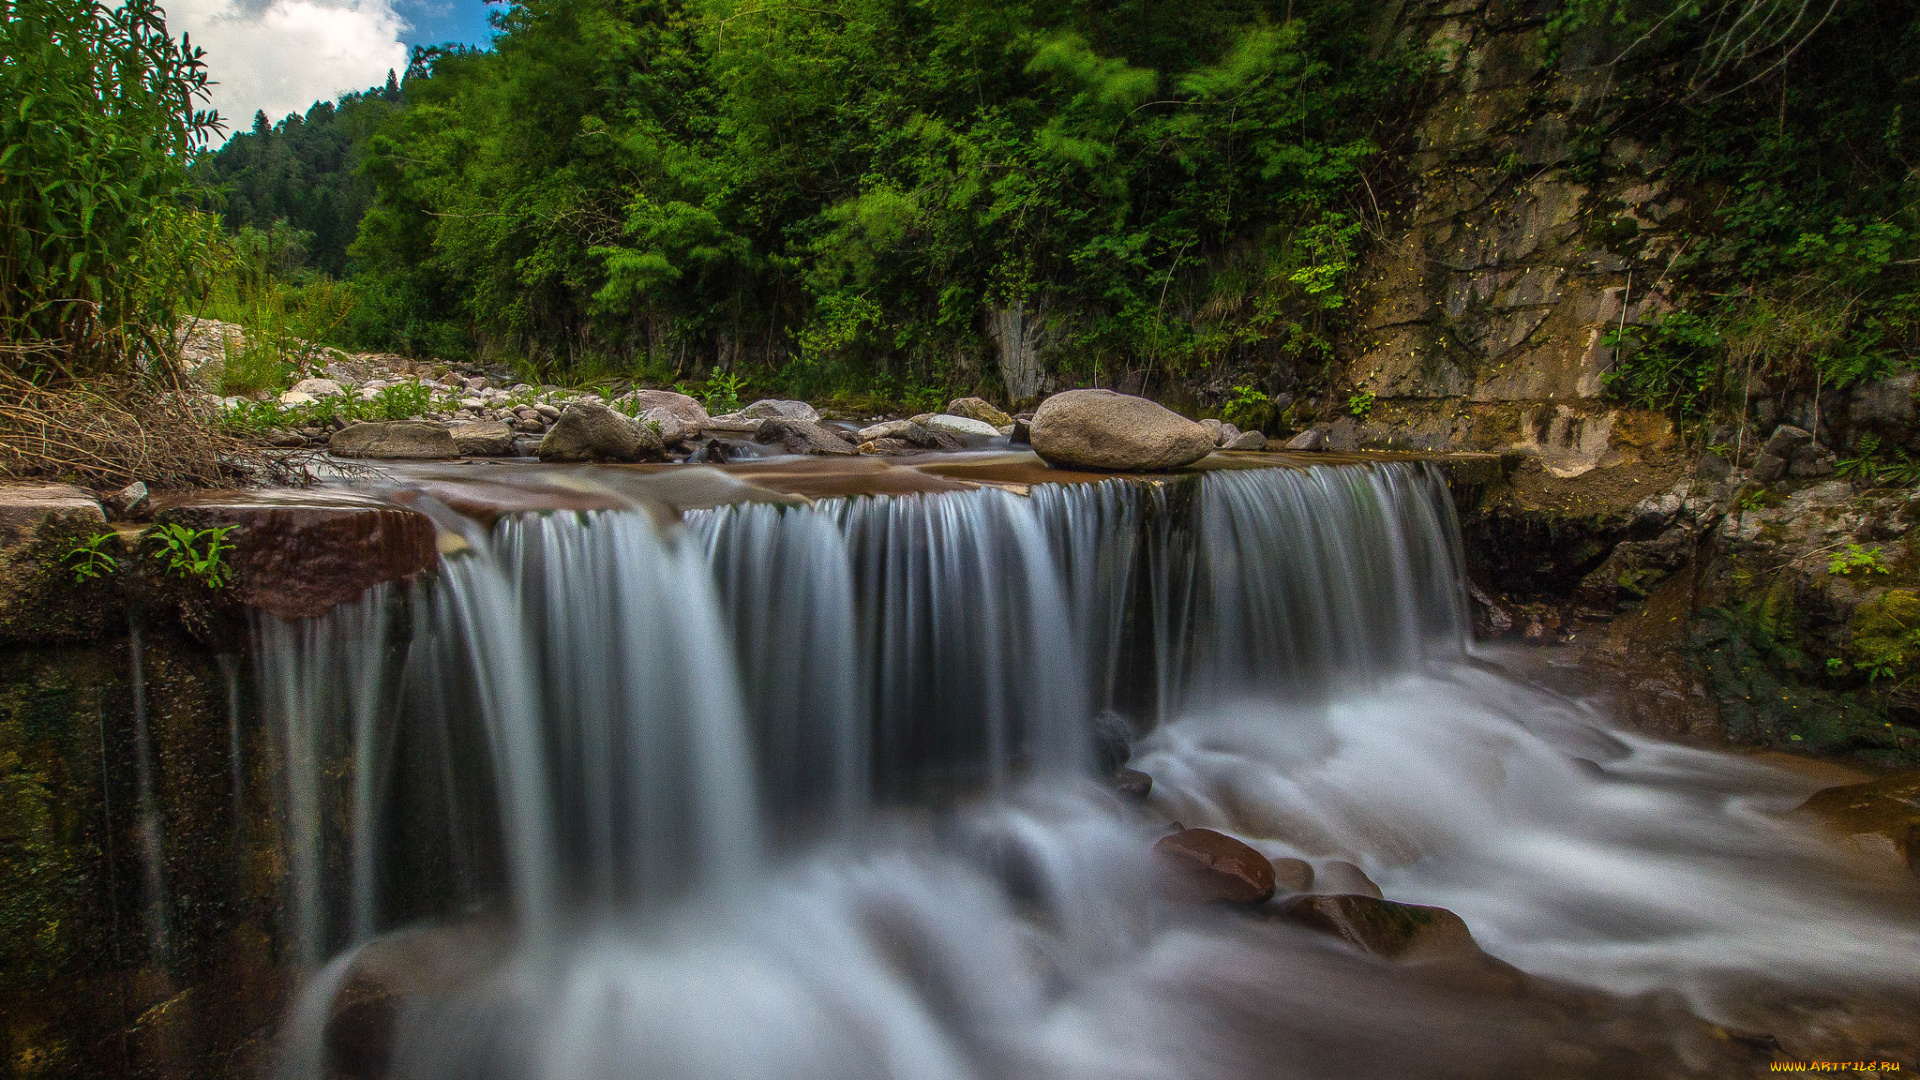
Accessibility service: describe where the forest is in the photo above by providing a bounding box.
[6,0,1919,416]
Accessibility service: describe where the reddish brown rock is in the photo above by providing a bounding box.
[157,498,439,620]
[1153,827,1277,904]
[1799,770,1920,875]
[325,923,511,1080]
[1280,894,1481,962]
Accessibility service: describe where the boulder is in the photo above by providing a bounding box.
[325,923,511,1080]
[946,396,1014,428]
[921,413,1003,444]
[1010,417,1032,444]
[331,421,460,460]
[1753,425,1814,482]
[289,377,345,399]
[1152,828,1276,904]
[449,420,519,457]
[537,402,664,462]
[742,398,820,422]
[1317,860,1384,899]
[630,389,709,427]
[1030,389,1215,472]
[642,408,694,444]
[704,413,765,434]
[1226,430,1268,451]
[1201,418,1225,444]
[1271,857,1314,894]
[1278,894,1481,963]
[753,418,858,456]
[1285,429,1328,451]
[278,390,317,406]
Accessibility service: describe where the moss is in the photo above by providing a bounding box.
[1846,589,1920,680]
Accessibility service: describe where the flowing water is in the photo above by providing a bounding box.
[255,460,1920,1079]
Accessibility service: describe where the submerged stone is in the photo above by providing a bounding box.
[1279,894,1482,963]
[1317,860,1384,899]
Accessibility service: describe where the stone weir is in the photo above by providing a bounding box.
[0,449,1502,1079]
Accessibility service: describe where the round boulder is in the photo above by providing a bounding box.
[629,389,709,427]
[331,421,459,460]
[537,401,664,462]
[1030,389,1214,471]
[742,398,820,422]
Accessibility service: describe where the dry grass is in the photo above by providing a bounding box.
[0,362,310,490]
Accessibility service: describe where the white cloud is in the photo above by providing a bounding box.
[167,0,411,134]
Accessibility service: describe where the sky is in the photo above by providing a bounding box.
[170,0,498,139]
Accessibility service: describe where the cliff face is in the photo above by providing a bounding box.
[1321,0,1688,475]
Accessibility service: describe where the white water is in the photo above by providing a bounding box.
[256,462,1920,1078]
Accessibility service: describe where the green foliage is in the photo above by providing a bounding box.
[311,0,1418,386]
[1222,385,1273,431]
[1347,389,1375,417]
[1585,0,1920,420]
[1833,433,1920,486]
[1847,589,1920,681]
[680,371,747,415]
[61,532,118,582]
[1828,543,1891,577]
[1,0,222,375]
[148,522,234,589]
[215,380,435,435]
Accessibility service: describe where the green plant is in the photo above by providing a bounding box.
[1223,385,1273,430]
[1347,389,1375,418]
[697,372,748,414]
[2,0,222,376]
[149,522,235,588]
[1735,487,1770,513]
[62,531,119,582]
[1847,589,1920,680]
[1828,544,1891,577]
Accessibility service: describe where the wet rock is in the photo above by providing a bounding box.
[332,421,460,460]
[753,418,858,456]
[1317,860,1384,898]
[858,437,917,455]
[1090,709,1135,774]
[1031,389,1214,472]
[537,402,664,462]
[1799,770,1920,875]
[1279,894,1481,962]
[449,420,518,457]
[325,923,512,1080]
[1113,768,1152,799]
[630,389,709,427]
[1010,416,1032,444]
[105,481,149,519]
[1226,430,1268,451]
[1271,857,1314,894]
[1286,429,1328,451]
[0,484,114,645]
[742,398,820,422]
[945,396,1014,428]
[1153,828,1277,904]
[155,501,439,621]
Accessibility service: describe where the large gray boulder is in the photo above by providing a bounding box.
[449,420,519,457]
[629,389,709,427]
[919,414,1002,444]
[753,418,857,456]
[1029,389,1214,471]
[331,421,459,460]
[742,399,820,422]
[537,402,664,462]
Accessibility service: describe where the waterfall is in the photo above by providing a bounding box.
[253,459,1920,1080]
[255,462,1468,951]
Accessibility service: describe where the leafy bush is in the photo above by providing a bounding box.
[149,522,234,589]
[1,0,221,375]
